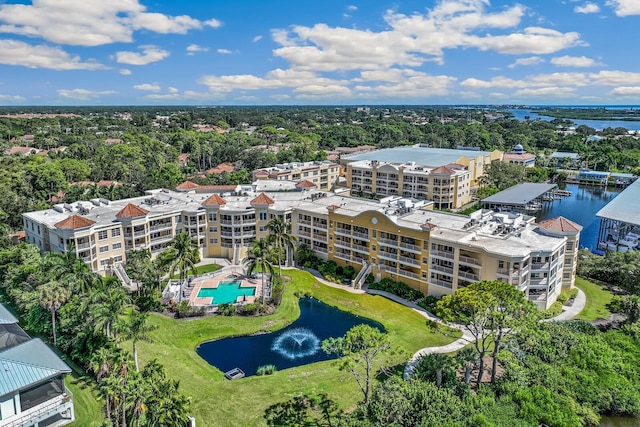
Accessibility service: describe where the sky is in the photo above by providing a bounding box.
[0,0,639,105]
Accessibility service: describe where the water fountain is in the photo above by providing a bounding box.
[271,327,321,360]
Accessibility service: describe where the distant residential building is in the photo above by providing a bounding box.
[5,146,38,156]
[253,161,340,191]
[340,146,504,186]
[346,160,472,209]
[205,163,236,175]
[503,144,536,167]
[0,304,75,426]
[550,151,580,167]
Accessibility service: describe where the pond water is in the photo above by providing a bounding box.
[196,297,384,377]
[537,183,621,250]
[598,415,640,427]
[507,108,640,131]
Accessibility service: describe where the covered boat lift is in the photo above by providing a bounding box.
[481,183,558,213]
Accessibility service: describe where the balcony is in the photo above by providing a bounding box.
[298,230,311,238]
[313,222,328,230]
[530,278,549,287]
[334,252,351,262]
[398,269,420,280]
[298,219,312,226]
[4,388,74,427]
[352,244,369,254]
[150,234,173,244]
[75,242,93,250]
[429,278,453,289]
[333,240,351,250]
[458,254,481,267]
[430,264,454,275]
[378,238,398,247]
[352,231,369,241]
[381,265,397,273]
[431,250,454,260]
[378,251,398,262]
[531,262,550,270]
[334,228,351,237]
[313,246,328,254]
[150,223,172,231]
[399,241,421,253]
[457,270,479,281]
[220,219,233,225]
[399,255,419,267]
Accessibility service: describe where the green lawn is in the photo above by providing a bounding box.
[575,276,614,321]
[170,263,222,279]
[66,371,104,427]
[132,269,460,427]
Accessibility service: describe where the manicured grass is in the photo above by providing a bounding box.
[134,269,460,427]
[170,263,222,279]
[66,371,104,427]
[575,276,614,321]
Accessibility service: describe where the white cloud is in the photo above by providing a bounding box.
[574,2,601,13]
[550,55,600,67]
[507,56,544,68]
[168,87,179,94]
[590,70,640,85]
[57,88,116,100]
[119,68,132,75]
[0,0,222,47]
[347,5,358,11]
[489,92,509,99]
[513,87,577,97]
[0,94,26,102]
[186,44,208,55]
[116,45,170,65]
[0,39,106,70]
[253,35,263,42]
[199,68,349,93]
[610,86,640,96]
[133,83,161,92]
[217,48,232,54]
[606,0,640,16]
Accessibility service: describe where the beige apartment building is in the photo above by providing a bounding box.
[23,183,580,309]
[346,160,472,209]
[253,161,340,191]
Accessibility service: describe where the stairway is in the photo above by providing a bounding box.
[353,261,373,289]
[233,243,241,265]
[113,262,136,291]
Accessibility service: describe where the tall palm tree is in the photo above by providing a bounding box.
[89,284,132,339]
[455,347,479,385]
[38,280,67,345]
[119,311,157,372]
[243,239,275,304]
[44,250,100,294]
[163,232,200,302]
[266,217,297,276]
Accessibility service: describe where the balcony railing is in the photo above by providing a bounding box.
[333,240,351,249]
[457,271,479,281]
[430,264,453,275]
[431,250,454,260]
[378,252,398,262]
[334,228,352,237]
[298,219,312,226]
[150,223,172,231]
[399,242,421,253]
[378,238,398,247]
[398,269,420,280]
[76,242,93,250]
[298,231,311,238]
[352,231,369,240]
[429,278,453,289]
[352,244,369,254]
[458,254,481,267]
[531,262,550,270]
[399,255,419,266]
[334,252,351,261]
[4,388,74,427]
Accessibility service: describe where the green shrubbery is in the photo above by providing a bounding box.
[256,364,277,376]
[236,303,259,316]
[369,277,423,301]
[217,303,236,316]
[557,288,579,304]
[417,295,441,313]
[543,301,563,319]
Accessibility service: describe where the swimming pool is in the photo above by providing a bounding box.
[196,281,256,305]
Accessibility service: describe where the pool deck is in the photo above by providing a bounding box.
[188,267,260,306]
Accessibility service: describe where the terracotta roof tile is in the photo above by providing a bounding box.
[421,222,437,230]
[295,180,317,189]
[54,214,96,230]
[538,217,582,232]
[250,193,275,206]
[176,181,199,190]
[115,203,149,219]
[327,204,341,210]
[430,166,455,175]
[202,194,227,206]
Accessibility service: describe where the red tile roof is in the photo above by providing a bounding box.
[295,180,317,189]
[54,214,96,230]
[202,194,227,206]
[205,163,235,175]
[115,203,149,219]
[538,217,582,232]
[176,181,199,190]
[430,166,455,175]
[250,193,275,206]
[327,204,341,210]
[421,222,437,230]
[254,170,270,176]
[196,185,238,192]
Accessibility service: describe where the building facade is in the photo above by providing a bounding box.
[346,160,473,209]
[0,304,74,427]
[24,185,580,309]
[253,161,340,191]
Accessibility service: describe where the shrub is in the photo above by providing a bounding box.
[237,303,259,316]
[369,277,423,301]
[417,295,440,313]
[256,364,277,376]
[542,301,563,319]
[174,302,205,319]
[270,276,285,306]
[217,303,236,316]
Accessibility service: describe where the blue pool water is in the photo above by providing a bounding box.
[196,297,384,377]
[196,281,256,305]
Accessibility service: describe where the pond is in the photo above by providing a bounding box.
[196,297,384,377]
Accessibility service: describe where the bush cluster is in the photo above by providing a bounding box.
[256,364,277,376]
[369,277,423,301]
[416,295,441,313]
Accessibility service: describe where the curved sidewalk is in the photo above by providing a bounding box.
[364,288,587,379]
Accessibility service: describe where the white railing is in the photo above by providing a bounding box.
[430,264,453,275]
[399,255,419,266]
[398,269,420,280]
[431,250,454,260]
[399,242,421,252]
[378,252,398,262]
[353,231,369,240]
[458,255,481,266]
[457,271,479,281]
[378,238,398,247]
[4,390,73,427]
[429,278,453,289]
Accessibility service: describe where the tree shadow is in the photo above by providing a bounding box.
[264,393,341,427]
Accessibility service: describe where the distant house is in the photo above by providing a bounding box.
[177,153,190,166]
[0,303,75,426]
[503,144,536,167]
[104,138,123,145]
[205,163,236,175]
[5,146,38,156]
[550,152,581,168]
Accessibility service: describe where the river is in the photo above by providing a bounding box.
[537,183,621,250]
[507,108,640,131]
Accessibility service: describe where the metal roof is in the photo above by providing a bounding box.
[482,183,558,206]
[597,178,640,227]
[342,147,493,166]
[551,152,580,159]
[0,323,30,351]
[0,303,18,324]
[0,339,71,395]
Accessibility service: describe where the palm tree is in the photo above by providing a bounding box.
[89,284,132,339]
[38,280,67,345]
[119,311,157,372]
[44,250,100,294]
[90,346,118,423]
[455,347,478,385]
[163,232,200,302]
[243,239,275,304]
[266,217,298,276]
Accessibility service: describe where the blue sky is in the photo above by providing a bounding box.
[0,0,639,105]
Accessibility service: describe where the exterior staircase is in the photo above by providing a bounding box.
[353,261,373,289]
[112,262,137,291]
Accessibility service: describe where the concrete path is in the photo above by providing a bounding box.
[543,288,586,322]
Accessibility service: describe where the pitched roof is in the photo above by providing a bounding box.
[206,163,235,174]
[327,204,341,210]
[430,166,455,175]
[295,180,317,189]
[115,203,149,219]
[421,222,437,230]
[176,180,199,190]
[54,214,96,230]
[202,194,227,206]
[538,217,583,232]
[0,323,30,350]
[0,304,18,324]
[254,170,270,176]
[250,193,275,206]
[0,339,71,395]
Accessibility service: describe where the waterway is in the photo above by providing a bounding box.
[536,183,621,250]
[507,108,640,131]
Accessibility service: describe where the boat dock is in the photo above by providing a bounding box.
[481,183,558,214]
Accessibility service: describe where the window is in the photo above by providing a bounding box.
[113,243,122,250]
[566,242,574,251]
[209,213,217,222]
[114,255,123,263]
[564,258,572,265]
[422,272,427,279]
[372,230,377,238]
[563,272,571,279]
[372,245,376,251]
[176,215,182,223]
[209,226,218,233]
[259,210,267,221]
[423,257,428,264]
[111,229,121,237]
[209,238,218,244]
[99,246,109,253]
[260,226,265,232]
[100,259,110,266]
[98,230,108,240]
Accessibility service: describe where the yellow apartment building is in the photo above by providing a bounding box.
[253,161,340,191]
